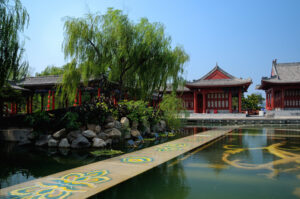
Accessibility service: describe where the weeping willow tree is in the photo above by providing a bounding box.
[61,8,189,101]
[0,0,29,117]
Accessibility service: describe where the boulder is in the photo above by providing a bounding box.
[104,122,115,129]
[71,135,91,149]
[58,138,70,148]
[27,132,37,140]
[67,130,81,143]
[48,138,58,147]
[87,124,96,131]
[105,115,115,123]
[95,125,101,133]
[105,138,112,146]
[92,138,106,148]
[105,128,122,139]
[131,120,138,130]
[18,139,32,146]
[160,120,167,130]
[120,117,130,128]
[152,123,163,133]
[114,121,122,129]
[142,127,151,136]
[97,132,108,140]
[53,128,66,139]
[35,135,49,147]
[131,129,141,138]
[82,130,97,139]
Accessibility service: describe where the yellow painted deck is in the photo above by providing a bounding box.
[0,128,232,199]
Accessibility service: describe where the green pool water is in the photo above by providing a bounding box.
[95,126,300,199]
[1,125,300,199]
[0,127,208,189]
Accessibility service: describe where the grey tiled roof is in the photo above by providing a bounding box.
[163,84,191,92]
[18,75,62,87]
[264,62,300,83]
[186,65,252,87]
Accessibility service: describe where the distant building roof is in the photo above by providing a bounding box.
[18,75,62,87]
[185,64,252,88]
[257,60,300,90]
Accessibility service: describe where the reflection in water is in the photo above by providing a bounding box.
[94,160,190,199]
[223,142,300,178]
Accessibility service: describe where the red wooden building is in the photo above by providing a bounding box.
[257,60,300,110]
[170,64,252,113]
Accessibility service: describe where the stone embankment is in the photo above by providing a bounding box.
[0,116,167,149]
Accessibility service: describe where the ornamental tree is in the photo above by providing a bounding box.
[61,8,189,101]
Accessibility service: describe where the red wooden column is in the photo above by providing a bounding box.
[41,94,44,111]
[193,90,198,113]
[79,89,82,106]
[47,90,51,111]
[238,88,242,113]
[97,88,101,98]
[281,88,285,109]
[229,90,232,113]
[202,91,206,113]
[52,91,55,110]
[11,103,14,114]
[271,88,274,110]
[15,103,18,114]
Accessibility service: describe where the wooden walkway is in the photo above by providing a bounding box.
[0,128,232,199]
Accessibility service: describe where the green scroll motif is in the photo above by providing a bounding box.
[8,170,111,199]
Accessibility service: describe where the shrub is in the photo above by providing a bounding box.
[60,112,81,131]
[25,111,52,134]
[158,93,185,130]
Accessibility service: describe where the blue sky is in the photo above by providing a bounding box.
[21,0,300,94]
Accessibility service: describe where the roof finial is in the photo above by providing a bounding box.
[216,62,218,67]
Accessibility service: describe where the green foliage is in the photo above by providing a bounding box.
[242,93,265,111]
[25,111,51,134]
[158,93,185,130]
[35,65,65,76]
[118,100,154,124]
[90,150,124,156]
[0,0,29,116]
[60,112,81,131]
[62,8,189,101]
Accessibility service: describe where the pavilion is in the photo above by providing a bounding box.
[170,64,252,113]
[257,59,300,110]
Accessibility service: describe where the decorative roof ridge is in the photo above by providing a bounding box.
[191,64,239,83]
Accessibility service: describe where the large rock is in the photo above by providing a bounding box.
[48,138,58,147]
[104,122,115,129]
[92,138,106,148]
[53,128,66,139]
[105,115,115,123]
[142,127,151,136]
[67,130,81,143]
[35,135,49,147]
[160,120,167,130]
[71,135,91,149]
[152,123,163,133]
[105,128,122,139]
[105,138,112,146]
[97,132,108,140]
[131,129,141,138]
[95,125,101,133]
[27,132,37,140]
[87,124,96,131]
[120,117,130,128]
[82,130,97,139]
[114,121,122,129]
[58,138,70,148]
